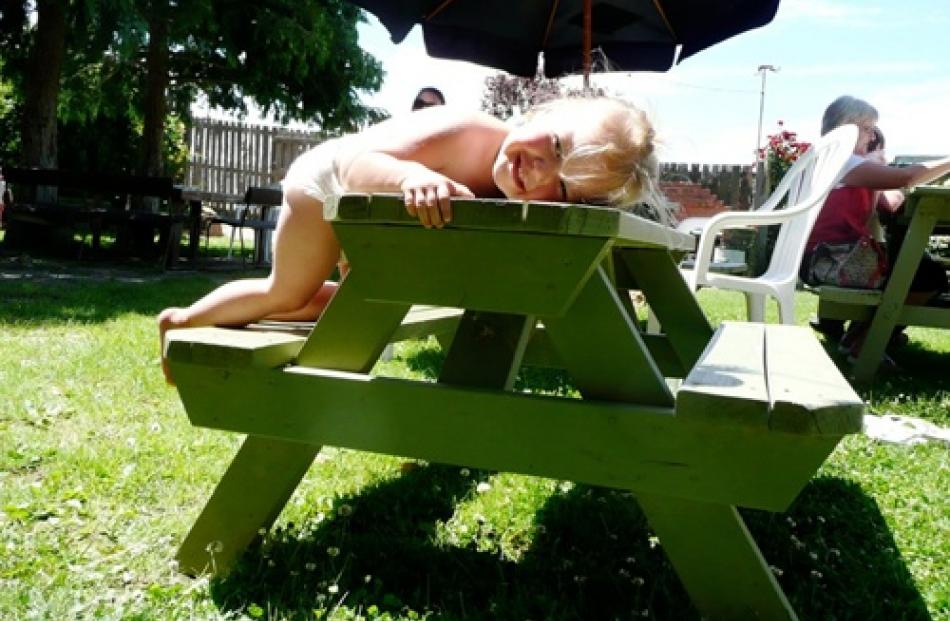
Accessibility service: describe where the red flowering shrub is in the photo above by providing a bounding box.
[759,121,811,192]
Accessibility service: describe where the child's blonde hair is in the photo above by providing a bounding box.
[525,96,673,224]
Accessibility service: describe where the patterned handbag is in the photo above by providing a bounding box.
[807,236,888,289]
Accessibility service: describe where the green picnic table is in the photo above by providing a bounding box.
[817,185,950,382]
[166,195,864,620]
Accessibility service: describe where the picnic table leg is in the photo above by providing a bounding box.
[851,209,937,382]
[543,265,674,406]
[636,493,798,621]
[176,436,318,576]
[617,248,713,371]
[177,273,411,576]
[296,271,411,370]
[439,311,535,389]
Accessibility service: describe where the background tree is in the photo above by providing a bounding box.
[481,72,606,121]
[0,0,385,176]
[136,0,385,176]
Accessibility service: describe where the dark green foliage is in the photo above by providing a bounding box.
[0,0,384,173]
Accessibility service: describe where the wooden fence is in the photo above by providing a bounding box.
[184,118,326,199]
[184,118,756,209]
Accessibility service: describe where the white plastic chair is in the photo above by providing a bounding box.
[683,124,859,324]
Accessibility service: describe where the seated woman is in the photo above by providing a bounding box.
[802,95,950,358]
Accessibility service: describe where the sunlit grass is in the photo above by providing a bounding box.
[0,270,946,620]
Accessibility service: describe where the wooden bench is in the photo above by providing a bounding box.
[166,196,864,620]
[2,167,187,266]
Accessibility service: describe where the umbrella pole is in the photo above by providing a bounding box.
[583,0,591,90]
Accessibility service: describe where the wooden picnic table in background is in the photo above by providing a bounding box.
[818,185,950,382]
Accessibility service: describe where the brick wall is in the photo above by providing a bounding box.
[660,162,754,212]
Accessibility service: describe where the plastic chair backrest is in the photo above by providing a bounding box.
[756,124,859,279]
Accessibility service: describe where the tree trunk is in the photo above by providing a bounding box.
[20,0,66,170]
[141,10,169,181]
[8,0,66,250]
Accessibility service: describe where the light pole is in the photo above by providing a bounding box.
[753,64,779,207]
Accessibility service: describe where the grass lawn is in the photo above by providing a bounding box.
[0,258,947,620]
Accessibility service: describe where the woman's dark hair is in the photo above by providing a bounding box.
[411,87,446,111]
[867,126,885,152]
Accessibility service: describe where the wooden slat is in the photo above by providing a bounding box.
[165,327,304,368]
[765,324,864,434]
[327,194,694,250]
[815,286,882,305]
[677,322,864,435]
[676,322,770,428]
[543,266,674,406]
[171,361,840,511]
[332,223,610,317]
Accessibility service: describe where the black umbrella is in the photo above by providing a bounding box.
[352,0,780,80]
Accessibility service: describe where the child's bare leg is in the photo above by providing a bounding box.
[265,281,340,322]
[159,188,340,383]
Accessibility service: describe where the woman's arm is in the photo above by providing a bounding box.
[843,156,950,189]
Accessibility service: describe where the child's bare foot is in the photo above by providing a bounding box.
[158,307,190,385]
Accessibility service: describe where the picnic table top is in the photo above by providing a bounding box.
[167,194,864,619]
[327,194,696,252]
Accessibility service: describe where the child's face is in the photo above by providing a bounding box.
[493,111,605,203]
[493,114,569,202]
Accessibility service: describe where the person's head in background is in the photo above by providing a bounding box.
[821,95,878,155]
[865,126,887,164]
[411,87,446,111]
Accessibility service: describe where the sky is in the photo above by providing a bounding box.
[353,0,950,165]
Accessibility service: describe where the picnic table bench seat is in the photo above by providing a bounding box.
[814,285,950,328]
[166,195,864,620]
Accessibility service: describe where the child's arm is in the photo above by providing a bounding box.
[336,107,507,228]
[338,151,474,228]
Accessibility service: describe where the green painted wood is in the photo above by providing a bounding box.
[165,327,304,368]
[820,298,950,328]
[817,299,874,322]
[167,327,319,577]
[852,205,938,382]
[815,286,882,305]
[676,322,771,428]
[676,323,863,435]
[439,311,535,390]
[390,306,463,342]
[618,247,713,371]
[542,266,674,406]
[296,272,410,371]
[172,362,841,511]
[332,223,609,317]
[175,436,318,576]
[636,493,797,621]
[764,324,864,434]
[328,194,693,251]
[899,304,950,328]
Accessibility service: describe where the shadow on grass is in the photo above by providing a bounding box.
[0,256,230,324]
[816,333,950,401]
[209,470,928,620]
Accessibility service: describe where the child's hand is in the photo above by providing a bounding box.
[401,170,474,228]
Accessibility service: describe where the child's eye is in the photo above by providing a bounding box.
[553,134,563,159]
